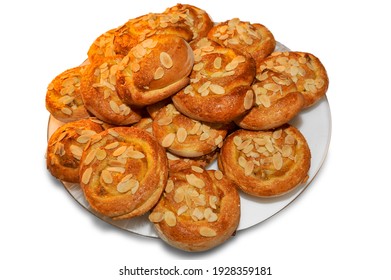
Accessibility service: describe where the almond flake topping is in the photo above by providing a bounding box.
[149,212,164,223]
[164,211,177,227]
[186,174,205,188]
[81,167,93,184]
[160,52,173,68]
[176,127,188,143]
[162,133,176,147]
[153,66,165,80]
[199,227,217,237]
[127,150,145,159]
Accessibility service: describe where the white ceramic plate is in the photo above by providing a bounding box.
[47,42,331,237]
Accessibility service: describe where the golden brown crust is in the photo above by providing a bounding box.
[256,51,328,108]
[152,104,228,157]
[235,70,304,130]
[149,168,240,252]
[46,118,106,183]
[46,66,90,122]
[218,125,311,197]
[208,18,276,62]
[79,127,168,220]
[172,38,256,123]
[80,56,142,125]
[116,34,194,107]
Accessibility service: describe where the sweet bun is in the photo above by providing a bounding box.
[46,66,90,122]
[46,118,106,183]
[218,125,311,197]
[152,103,228,157]
[79,127,168,220]
[149,168,240,252]
[80,56,142,125]
[256,51,329,108]
[116,34,194,107]
[208,18,276,62]
[235,69,304,130]
[172,38,256,123]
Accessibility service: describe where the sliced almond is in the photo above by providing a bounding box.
[273,152,283,170]
[160,52,173,69]
[176,127,187,143]
[164,211,177,227]
[127,150,145,159]
[101,169,113,184]
[161,133,176,147]
[199,227,217,237]
[186,174,205,188]
[149,212,164,223]
[81,167,93,184]
[153,67,164,80]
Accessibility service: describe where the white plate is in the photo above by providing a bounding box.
[47,42,331,238]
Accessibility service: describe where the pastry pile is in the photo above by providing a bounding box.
[46,3,328,252]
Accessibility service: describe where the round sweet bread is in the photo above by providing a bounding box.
[152,103,228,157]
[172,38,256,123]
[235,69,304,130]
[149,168,240,252]
[208,18,276,62]
[46,118,106,183]
[256,51,329,108]
[45,66,90,123]
[132,116,218,172]
[80,56,142,125]
[116,34,194,107]
[79,127,168,220]
[218,125,311,197]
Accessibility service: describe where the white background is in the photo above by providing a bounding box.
[1,0,390,279]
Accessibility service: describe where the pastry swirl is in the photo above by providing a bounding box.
[149,168,240,252]
[208,18,276,62]
[116,34,194,107]
[152,103,228,157]
[172,38,256,123]
[79,127,168,220]
[80,56,142,125]
[235,69,304,130]
[45,66,90,123]
[46,118,106,183]
[256,51,328,108]
[218,125,311,197]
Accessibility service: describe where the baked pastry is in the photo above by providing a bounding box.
[149,168,240,252]
[218,125,311,197]
[132,115,218,172]
[208,18,276,62]
[172,38,256,123]
[46,66,90,122]
[163,4,214,40]
[80,55,142,125]
[46,118,105,183]
[235,69,304,130]
[116,34,194,107]
[79,127,168,220]
[152,103,228,157]
[256,51,328,108]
